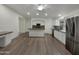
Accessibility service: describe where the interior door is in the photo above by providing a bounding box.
[19,17,26,33]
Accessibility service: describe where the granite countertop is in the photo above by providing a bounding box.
[28,28,45,30]
[60,30,66,33]
[0,31,13,36]
[54,29,66,33]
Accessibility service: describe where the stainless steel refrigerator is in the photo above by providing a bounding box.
[66,16,79,55]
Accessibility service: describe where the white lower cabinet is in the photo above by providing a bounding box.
[54,30,66,44]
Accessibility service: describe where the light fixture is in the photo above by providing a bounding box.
[36,13,39,15]
[27,12,30,15]
[58,14,62,17]
[45,13,48,16]
[36,4,47,11]
[37,5,44,11]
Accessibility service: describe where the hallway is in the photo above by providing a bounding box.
[0,33,71,55]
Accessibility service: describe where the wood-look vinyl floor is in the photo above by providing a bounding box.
[0,33,71,55]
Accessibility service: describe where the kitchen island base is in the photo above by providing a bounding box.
[29,29,45,37]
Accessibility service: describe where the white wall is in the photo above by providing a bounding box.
[25,17,31,32]
[31,18,55,34]
[0,5,20,40]
[45,18,55,34]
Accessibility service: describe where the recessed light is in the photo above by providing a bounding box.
[58,14,62,17]
[27,12,30,15]
[36,13,39,15]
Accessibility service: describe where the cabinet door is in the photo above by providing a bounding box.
[54,30,65,44]
[61,33,66,44]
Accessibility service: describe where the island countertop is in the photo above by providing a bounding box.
[28,28,45,30]
[0,31,13,36]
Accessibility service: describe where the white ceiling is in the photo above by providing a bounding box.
[4,4,79,19]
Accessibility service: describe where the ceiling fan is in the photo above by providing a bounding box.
[34,4,47,11]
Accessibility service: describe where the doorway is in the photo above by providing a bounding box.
[19,16,26,34]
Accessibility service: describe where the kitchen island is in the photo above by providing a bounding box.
[29,28,45,37]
